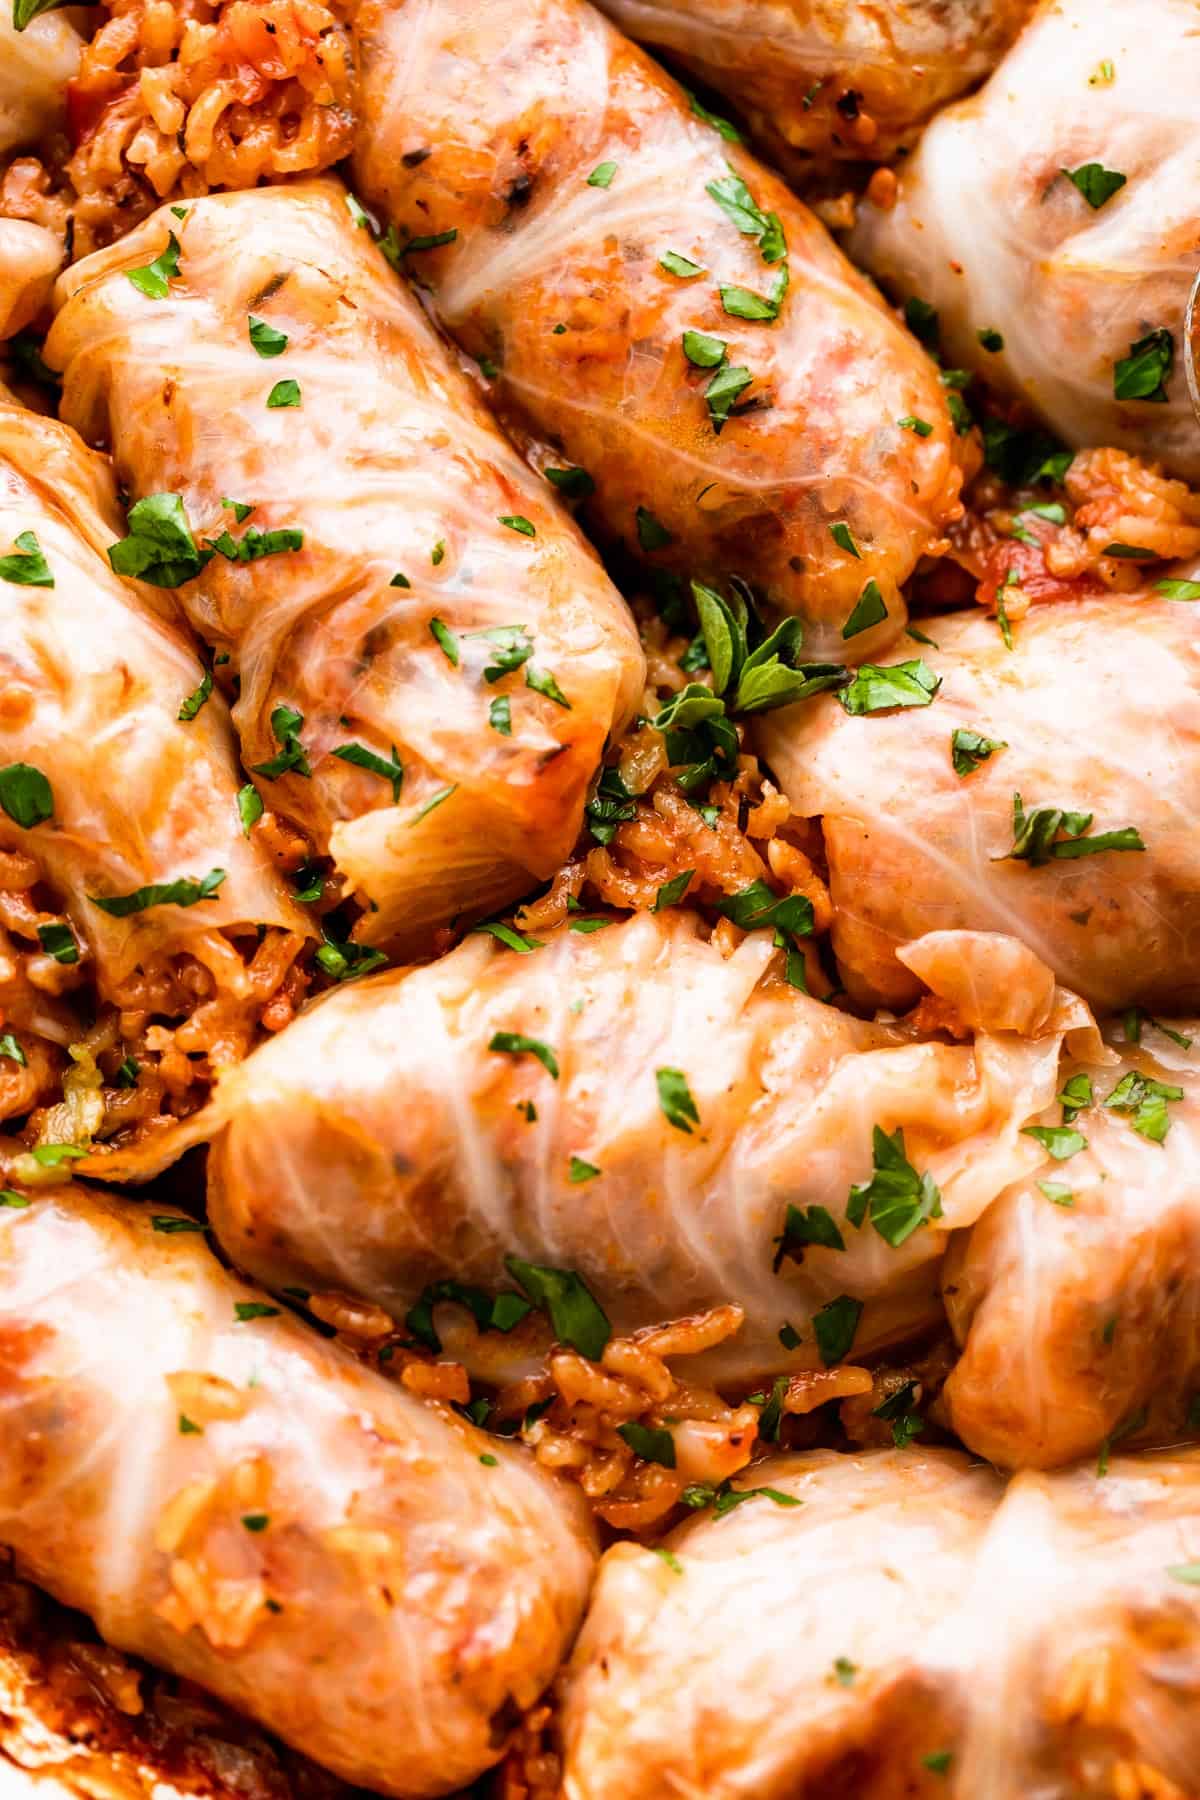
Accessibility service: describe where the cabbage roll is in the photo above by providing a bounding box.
[944,1020,1200,1469]
[562,1445,1200,1800]
[0,1182,595,1798]
[0,399,307,1108]
[350,0,969,660]
[591,0,1029,171]
[0,8,80,158]
[200,911,1085,1386]
[47,179,643,949]
[850,0,1200,481]
[757,597,1200,1013]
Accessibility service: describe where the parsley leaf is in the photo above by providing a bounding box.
[332,741,404,802]
[1062,162,1127,208]
[267,378,302,410]
[903,296,939,348]
[545,465,595,499]
[489,1031,559,1079]
[977,328,1004,352]
[656,1066,700,1134]
[505,1257,611,1360]
[499,514,536,536]
[526,665,571,708]
[1104,1069,1183,1143]
[838,660,940,715]
[252,703,310,779]
[617,1421,676,1466]
[1022,1124,1087,1160]
[704,363,753,432]
[315,938,388,983]
[660,251,705,278]
[846,1125,943,1246]
[715,879,814,938]
[950,728,1006,777]
[1113,328,1173,403]
[126,233,181,300]
[489,695,512,735]
[706,169,786,265]
[237,784,263,835]
[813,1295,863,1366]
[773,1202,845,1270]
[178,670,213,721]
[636,506,673,551]
[109,493,208,588]
[1157,578,1200,601]
[1038,1180,1074,1206]
[569,1155,601,1183]
[90,867,226,917]
[37,921,77,964]
[685,89,743,142]
[1002,792,1145,864]
[841,579,887,639]
[0,763,53,829]
[652,869,694,911]
[0,530,52,588]
[248,314,289,357]
[682,329,727,368]
[830,521,861,559]
[406,1278,532,1353]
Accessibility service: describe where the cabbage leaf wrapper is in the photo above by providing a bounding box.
[945,1019,1200,1469]
[350,0,970,660]
[47,180,644,951]
[0,1182,595,1798]
[196,911,1092,1386]
[0,400,308,994]
[590,0,1029,173]
[0,6,80,158]
[758,597,1200,1013]
[561,1443,1200,1800]
[850,0,1200,480]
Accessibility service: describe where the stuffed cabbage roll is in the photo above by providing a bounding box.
[350,0,969,660]
[47,180,643,950]
[562,1445,1200,1800]
[850,0,1200,480]
[944,1020,1200,1470]
[561,1447,999,1800]
[0,1182,595,1798]
[757,597,1200,1014]
[591,0,1029,171]
[199,911,1087,1387]
[0,398,309,1144]
[0,8,80,158]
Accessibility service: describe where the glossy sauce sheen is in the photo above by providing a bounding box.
[0,1186,595,1798]
[351,0,969,658]
[47,180,644,950]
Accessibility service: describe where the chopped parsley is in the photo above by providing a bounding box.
[489,696,512,735]
[126,233,181,300]
[178,670,213,721]
[977,328,1004,353]
[685,90,743,142]
[774,1203,845,1269]
[660,251,706,279]
[656,1066,700,1134]
[720,266,789,322]
[252,704,310,779]
[1038,1180,1075,1207]
[234,1302,280,1323]
[1156,578,1200,601]
[248,314,289,357]
[846,1125,942,1247]
[586,161,617,188]
[569,1156,601,1183]
[636,506,673,552]
[841,579,887,639]
[838,660,940,715]
[1097,1404,1147,1477]
[681,1480,802,1517]
[1002,792,1146,864]
[704,364,753,432]
[898,415,933,436]
[1113,328,1173,403]
[903,296,939,348]
[526,665,570,707]
[1022,1124,1087,1160]
[617,1421,676,1466]
[332,741,404,802]
[0,531,52,588]
[950,728,1005,777]
[872,1380,925,1448]
[314,939,388,982]
[473,921,542,953]
[37,921,77,964]
[206,525,304,563]
[266,379,302,410]
[499,514,536,536]
[0,763,52,829]
[813,1295,863,1366]
[90,867,225,917]
[1104,1069,1183,1143]
[545,465,595,499]
[429,617,459,665]
[1062,162,1127,209]
[236,784,263,835]
[682,329,727,368]
[504,1257,611,1360]
[0,1035,25,1066]
[705,168,787,265]
[829,521,861,559]
[832,1657,858,1687]
[109,493,207,588]
[489,1031,559,1079]
[652,869,694,910]
[405,1278,532,1353]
